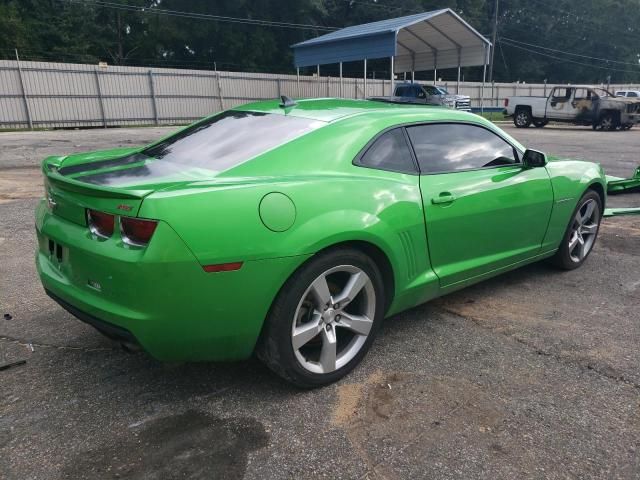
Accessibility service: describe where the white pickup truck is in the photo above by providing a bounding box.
[504,85,640,131]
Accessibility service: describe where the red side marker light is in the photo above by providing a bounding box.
[203,262,243,273]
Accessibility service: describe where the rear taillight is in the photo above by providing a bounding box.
[87,209,115,238]
[504,98,509,107]
[120,217,158,247]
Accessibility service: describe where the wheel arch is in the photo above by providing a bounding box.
[586,181,605,210]
[314,240,396,314]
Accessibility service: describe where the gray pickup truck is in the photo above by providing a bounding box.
[393,82,472,111]
[504,85,640,131]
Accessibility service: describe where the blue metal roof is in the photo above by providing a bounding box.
[292,8,490,69]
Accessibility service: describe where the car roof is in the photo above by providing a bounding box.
[233,97,462,123]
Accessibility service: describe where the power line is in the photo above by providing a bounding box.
[499,39,640,75]
[63,0,338,31]
[501,37,640,67]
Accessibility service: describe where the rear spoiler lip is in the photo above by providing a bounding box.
[44,165,153,200]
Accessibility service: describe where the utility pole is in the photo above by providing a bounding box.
[488,0,499,83]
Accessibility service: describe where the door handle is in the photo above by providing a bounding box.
[431,193,456,204]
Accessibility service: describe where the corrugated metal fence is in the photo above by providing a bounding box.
[1,59,638,129]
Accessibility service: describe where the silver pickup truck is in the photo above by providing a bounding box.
[393,82,472,111]
[504,86,640,131]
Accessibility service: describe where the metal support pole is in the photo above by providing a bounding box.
[148,70,159,125]
[457,49,461,94]
[433,52,438,85]
[339,62,343,98]
[297,67,300,97]
[481,46,488,115]
[94,68,107,128]
[411,71,415,83]
[15,49,33,130]
[488,0,499,83]
[389,56,394,99]
[364,59,367,98]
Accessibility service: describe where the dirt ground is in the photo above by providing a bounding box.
[1,123,639,479]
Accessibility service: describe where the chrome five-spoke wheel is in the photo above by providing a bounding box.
[257,248,384,388]
[550,190,602,270]
[292,265,375,374]
[567,198,599,263]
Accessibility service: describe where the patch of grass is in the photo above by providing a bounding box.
[479,111,508,122]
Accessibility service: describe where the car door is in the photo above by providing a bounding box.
[406,122,554,288]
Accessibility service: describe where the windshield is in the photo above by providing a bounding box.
[69,111,324,186]
[143,111,323,170]
[422,85,441,96]
[592,88,614,98]
[436,87,450,95]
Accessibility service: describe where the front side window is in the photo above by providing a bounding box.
[396,86,409,97]
[357,128,416,174]
[406,123,520,174]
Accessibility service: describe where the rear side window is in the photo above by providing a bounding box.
[406,123,520,174]
[357,128,416,174]
[143,111,322,171]
[629,92,639,97]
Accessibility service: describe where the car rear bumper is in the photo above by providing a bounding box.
[35,199,309,362]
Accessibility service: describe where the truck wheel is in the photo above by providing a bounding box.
[533,120,548,128]
[514,108,532,128]
[596,112,616,131]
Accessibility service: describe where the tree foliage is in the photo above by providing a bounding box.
[0,0,638,83]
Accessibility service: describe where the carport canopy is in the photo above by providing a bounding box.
[292,8,491,74]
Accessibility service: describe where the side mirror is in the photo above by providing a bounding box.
[523,149,547,168]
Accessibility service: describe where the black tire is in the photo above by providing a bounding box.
[596,112,617,131]
[533,119,548,128]
[256,248,385,388]
[549,190,602,270]
[514,108,532,128]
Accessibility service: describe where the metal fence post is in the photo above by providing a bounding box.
[216,72,225,111]
[15,49,33,129]
[147,70,159,125]
[94,68,107,127]
[277,78,282,97]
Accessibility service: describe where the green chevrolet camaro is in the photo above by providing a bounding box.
[36,98,608,387]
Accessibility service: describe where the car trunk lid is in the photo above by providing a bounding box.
[43,149,215,225]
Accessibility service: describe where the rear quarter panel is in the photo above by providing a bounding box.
[138,112,456,315]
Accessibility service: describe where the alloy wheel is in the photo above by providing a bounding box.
[515,111,530,127]
[291,265,376,374]
[599,115,614,131]
[568,199,599,263]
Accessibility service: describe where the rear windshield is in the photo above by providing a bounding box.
[143,110,323,170]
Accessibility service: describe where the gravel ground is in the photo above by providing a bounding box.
[1,123,639,479]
